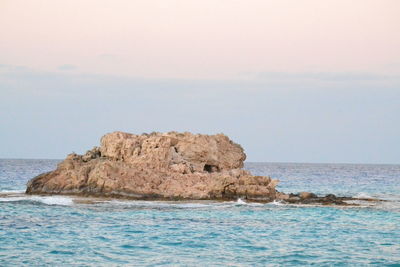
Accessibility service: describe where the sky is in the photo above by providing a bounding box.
[0,0,399,163]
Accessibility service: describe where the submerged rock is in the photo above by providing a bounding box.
[26,131,279,201]
[276,192,384,206]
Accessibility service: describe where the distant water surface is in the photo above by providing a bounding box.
[0,159,399,266]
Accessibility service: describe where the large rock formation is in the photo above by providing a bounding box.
[26,131,279,201]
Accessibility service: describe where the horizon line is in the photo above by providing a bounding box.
[1,158,399,166]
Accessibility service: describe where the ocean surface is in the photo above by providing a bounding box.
[0,159,399,266]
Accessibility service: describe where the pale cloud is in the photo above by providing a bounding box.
[57,64,77,71]
[253,72,399,82]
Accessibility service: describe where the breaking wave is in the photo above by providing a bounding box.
[0,192,73,206]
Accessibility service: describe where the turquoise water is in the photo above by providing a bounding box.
[1,160,399,266]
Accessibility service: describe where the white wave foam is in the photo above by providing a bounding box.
[105,199,225,209]
[0,195,73,206]
[236,198,246,205]
[0,190,25,194]
[269,200,285,206]
[0,196,28,202]
[175,203,214,208]
[354,192,374,199]
[32,196,74,206]
[102,199,266,208]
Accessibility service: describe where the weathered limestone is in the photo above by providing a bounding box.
[26,131,279,201]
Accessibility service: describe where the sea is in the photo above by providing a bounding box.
[0,159,399,266]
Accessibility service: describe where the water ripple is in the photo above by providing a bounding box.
[0,160,399,265]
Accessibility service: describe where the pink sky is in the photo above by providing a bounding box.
[1,0,399,79]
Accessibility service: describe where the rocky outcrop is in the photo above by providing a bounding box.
[26,131,381,205]
[277,192,384,206]
[26,131,279,201]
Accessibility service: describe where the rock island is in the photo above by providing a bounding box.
[26,131,376,205]
[26,131,280,201]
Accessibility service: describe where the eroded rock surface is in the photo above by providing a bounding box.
[26,131,279,201]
